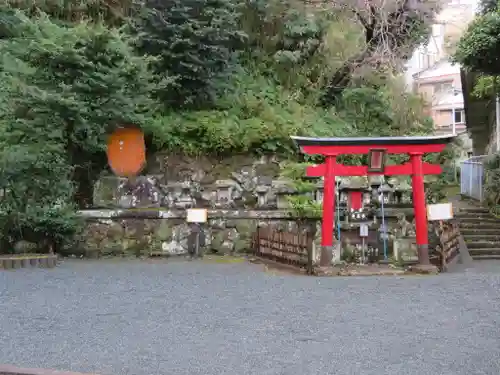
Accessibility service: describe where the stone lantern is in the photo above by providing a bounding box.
[377,183,393,205]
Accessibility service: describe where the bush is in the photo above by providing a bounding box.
[146,67,348,156]
[0,145,82,253]
[483,153,500,206]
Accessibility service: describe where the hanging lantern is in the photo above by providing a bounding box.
[107,127,146,177]
[368,149,386,173]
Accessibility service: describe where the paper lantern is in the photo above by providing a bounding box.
[107,127,146,177]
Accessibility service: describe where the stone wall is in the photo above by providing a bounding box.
[73,208,419,259]
[74,209,316,258]
[79,152,426,259]
[93,153,284,209]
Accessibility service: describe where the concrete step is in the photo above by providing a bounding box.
[461,228,500,236]
[466,241,500,249]
[472,254,500,260]
[468,248,500,256]
[457,207,489,214]
[463,234,500,241]
[459,222,500,229]
[456,217,499,223]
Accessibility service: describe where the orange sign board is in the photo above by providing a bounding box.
[106,127,146,177]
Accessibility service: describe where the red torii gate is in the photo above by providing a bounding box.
[291,135,455,267]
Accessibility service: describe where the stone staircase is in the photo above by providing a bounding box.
[456,207,500,260]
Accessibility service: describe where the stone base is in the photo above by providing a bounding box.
[320,246,334,267]
[408,263,439,275]
[0,255,58,270]
[416,244,430,264]
[315,264,406,277]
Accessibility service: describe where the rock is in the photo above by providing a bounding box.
[116,176,164,208]
[13,241,37,254]
[161,240,187,255]
[210,231,225,254]
[156,221,173,241]
[234,239,249,253]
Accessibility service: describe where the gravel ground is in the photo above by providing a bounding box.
[1,259,500,375]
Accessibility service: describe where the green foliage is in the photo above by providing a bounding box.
[336,86,432,137]
[483,153,500,206]
[0,0,136,26]
[279,162,321,219]
[424,142,462,203]
[0,12,159,209]
[240,0,330,97]
[132,0,246,109]
[454,11,500,75]
[146,67,348,155]
[472,74,500,98]
[0,145,82,253]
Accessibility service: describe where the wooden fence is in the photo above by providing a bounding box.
[252,225,314,274]
[434,220,465,271]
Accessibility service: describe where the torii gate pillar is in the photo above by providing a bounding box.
[292,135,455,267]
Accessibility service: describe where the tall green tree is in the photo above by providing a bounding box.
[132,0,246,109]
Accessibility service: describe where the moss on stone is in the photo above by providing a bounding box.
[235,220,256,239]
[255,163,280,178]
[156,221,173,241]
[210,231,226,254]
[234,239,250,253]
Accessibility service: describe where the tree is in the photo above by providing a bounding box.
[454,9,500,75]
[0,11,160,208]
[132,0,246,110]
[320,0,440,104]
[479,0,499,14]
[0,0,136,27]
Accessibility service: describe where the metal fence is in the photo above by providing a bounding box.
[460,156,486,202]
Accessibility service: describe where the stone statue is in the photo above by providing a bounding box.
[395,213,416,238]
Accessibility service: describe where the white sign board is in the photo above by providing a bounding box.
[427,203,453,221]
[359,224,369,237]
[186,208,208,223]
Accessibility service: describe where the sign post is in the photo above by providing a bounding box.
[186,209,208,258]
[360,224,369,263]
[427,202,454,237]
[427,203,453,222]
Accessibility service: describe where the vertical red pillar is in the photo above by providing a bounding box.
[410,152,430,265]
[320,155,336,266]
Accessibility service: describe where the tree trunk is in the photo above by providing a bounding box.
[73,166,95,209]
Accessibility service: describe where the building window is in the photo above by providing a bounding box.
[433,81,453,94]
[453,110,464,124]
[418,51,436,70]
